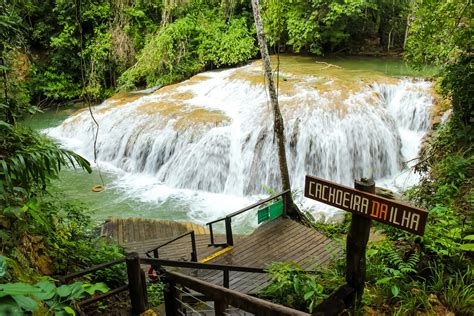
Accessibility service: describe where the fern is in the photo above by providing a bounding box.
[400,252,420,274]
[384,247,420,276]
[0,123,91,203]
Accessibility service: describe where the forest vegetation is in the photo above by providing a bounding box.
[0,0,472,314]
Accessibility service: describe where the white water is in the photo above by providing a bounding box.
[46,62,434,227]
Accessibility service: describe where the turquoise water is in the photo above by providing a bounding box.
[23,56,436,230]
[322,56,437,77]
[24,107,193,224]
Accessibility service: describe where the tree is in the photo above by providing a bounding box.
[0,2,24,124]
[251,0,306,222]
[405,0,472,130]
[405,0,471,67]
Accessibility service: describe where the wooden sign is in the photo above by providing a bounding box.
[304,175,428,235]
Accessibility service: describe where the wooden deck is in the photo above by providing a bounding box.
[101,216,341,295]
[124,234,242,262]
[101,217,209,244]
[186,218,342,294]
[101,217,243,261]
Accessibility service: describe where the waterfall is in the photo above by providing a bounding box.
[46,61,434,225]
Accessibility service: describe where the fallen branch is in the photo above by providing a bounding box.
[315,61,343,70]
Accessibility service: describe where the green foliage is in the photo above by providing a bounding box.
[198,16,256,67]
[260,259,345,312]
[405,0,473,143]
[260,261,340,312]
[0,256,7,279]
[37,197,126,287]
[366,242,420,289]
[311,212,351,238]
[0,122,91,204]
[460,235,474,252]
[0,278,109,315]
[439,266,474,314]
[440,55,473,130]
[0,193,125,283]
[119,6,256,88]
[421,205,464,257]
[262,0,409,54]
[0,119,122,286]
[28,66,82,102]
[147,282,165,308]
[3,0,417,104]
[405,0,472,67]
[0,1,31,124]
[119,15,202,88]
[428,263,474,315]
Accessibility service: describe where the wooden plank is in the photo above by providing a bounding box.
[198,220,307,283]
[197,220,298,280]
[117,218,124,244]
[133,218,141,242]
[210,219,292,263]
[166,271,310,316]
[196,219,341,294]
[121,218,128,243]
[142,219,150,240]
[107,216,340,295]
[240,237,331,291]
[140,219,147,240]
[215,220,304,266]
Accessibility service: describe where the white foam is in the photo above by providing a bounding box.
[45,65,434,227]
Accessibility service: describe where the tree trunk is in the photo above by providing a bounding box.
[403,14,411,49]
[250,0,305,222]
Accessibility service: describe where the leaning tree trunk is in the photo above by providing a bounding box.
[251,0,306,222]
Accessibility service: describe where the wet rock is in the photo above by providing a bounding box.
[37,255,55,275]
[368,228,386,243]
[375,187,399,199]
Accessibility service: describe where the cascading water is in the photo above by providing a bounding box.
[46,59,434,228]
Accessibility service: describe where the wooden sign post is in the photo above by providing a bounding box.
[346,179,374,303]
[304,175,428,306]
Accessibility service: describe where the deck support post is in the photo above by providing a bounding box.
[215,299,228,315]
[225,217,234,246]
[346,178,374,306]
[126,252,148,315]
[190,231,198,262]
[163,276,178,315]
[209,224,215,246]
[223,270,230,288]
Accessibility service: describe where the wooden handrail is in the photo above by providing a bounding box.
[165,270,310,315]
[206,190,290,225]
[77,284,129,307]
[144,230,197,261]
[57,257,130,313]
[206,190,290,246]
[58,257,126,283]
[140,257,266,274]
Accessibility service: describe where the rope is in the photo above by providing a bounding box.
[87,100,106,190]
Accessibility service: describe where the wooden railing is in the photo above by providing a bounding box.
[57,257,129,309]
[58,245,352,315]
[144,230,198,262]
[205,189,291,246]
[163,270,310,316]
[141,257,265,289]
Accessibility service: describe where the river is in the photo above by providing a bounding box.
[25,56,437,233]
